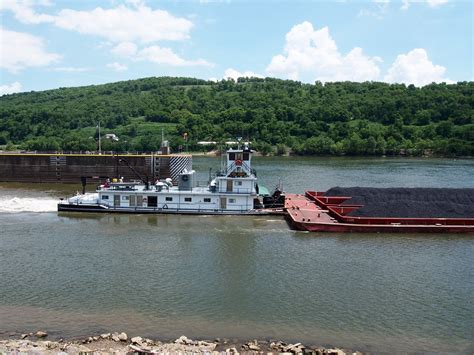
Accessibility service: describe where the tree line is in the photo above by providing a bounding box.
[0,76,472,156]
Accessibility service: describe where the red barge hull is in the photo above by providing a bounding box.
[284,192,474,233]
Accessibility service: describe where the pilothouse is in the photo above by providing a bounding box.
[58,145,285,214]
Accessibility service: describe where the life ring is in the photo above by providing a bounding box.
[182,175,189,182]
[235,159,242,166]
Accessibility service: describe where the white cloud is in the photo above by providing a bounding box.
[0,81,22,95]
[111,41,210,67]
[106,62,128,72]
[54,4,193,43]
[137,45,212,67]
[401,0,449,10]
[384,48,452,86]
[0,0,54,24]
[0,27,61,72]
[427,0,449,7]
[223,68,263,80]
[266,21,381,82]
[358,0,390,18]
[1,3,210,70]
[112,42,138,57]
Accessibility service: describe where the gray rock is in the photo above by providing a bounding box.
[201,341,217,350]
[100,333,110,339]
[34,331,48,338]
[175,335,190,345]
[131,336,143,344]
[111,333,120,342]
[118,332,128,341]
[248,343,261,351]
[129,344,145,352]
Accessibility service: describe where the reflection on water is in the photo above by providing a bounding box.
[0,156,473,353]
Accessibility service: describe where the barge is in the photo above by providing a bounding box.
[285,191,474,233]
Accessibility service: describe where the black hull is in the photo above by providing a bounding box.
[57,203,284,216]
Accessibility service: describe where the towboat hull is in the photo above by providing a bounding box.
[57,202,284,216]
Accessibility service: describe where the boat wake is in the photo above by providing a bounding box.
[0,197,58,213]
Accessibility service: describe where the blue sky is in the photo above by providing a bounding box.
[0,0,472,95]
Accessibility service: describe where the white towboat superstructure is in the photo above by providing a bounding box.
[58,146,284,215]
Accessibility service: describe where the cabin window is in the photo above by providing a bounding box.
[204,198,211,203]
[102,195,109,200]
[229,198,236,203]
[235,181,242,186]
[243,152,249,160]
[121,195,129,201]
[184,197,192,202]
[129,195,136,207]
[165,197,173,201]
[229,152,235,160]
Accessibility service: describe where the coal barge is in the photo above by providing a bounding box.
[285,188,474,233]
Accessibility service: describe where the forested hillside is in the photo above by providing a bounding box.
[0,77,472,156]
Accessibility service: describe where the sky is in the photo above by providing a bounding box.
[0,0,472,95]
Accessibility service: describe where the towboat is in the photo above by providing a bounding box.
[58,145,285,215]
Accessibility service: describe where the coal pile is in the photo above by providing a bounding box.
[325,187,474,218]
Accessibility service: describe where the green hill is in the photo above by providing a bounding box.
[0,76,472,156]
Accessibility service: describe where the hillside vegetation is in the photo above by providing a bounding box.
[0,77,472,156]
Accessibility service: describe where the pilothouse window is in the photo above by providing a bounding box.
[101,195,109,200]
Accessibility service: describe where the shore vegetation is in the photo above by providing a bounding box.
[0,77,472,156]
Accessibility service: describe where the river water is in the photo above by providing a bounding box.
[0,156,473,353]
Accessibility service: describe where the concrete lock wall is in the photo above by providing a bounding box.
[0,153,192,184]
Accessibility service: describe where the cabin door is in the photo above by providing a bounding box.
[226,180,233,192]
[113,195,120,207]
[220,197,227,210]
[136,195,142,207]
[148,196,158,207]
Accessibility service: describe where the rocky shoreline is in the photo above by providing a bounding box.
[0,331,358,354]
